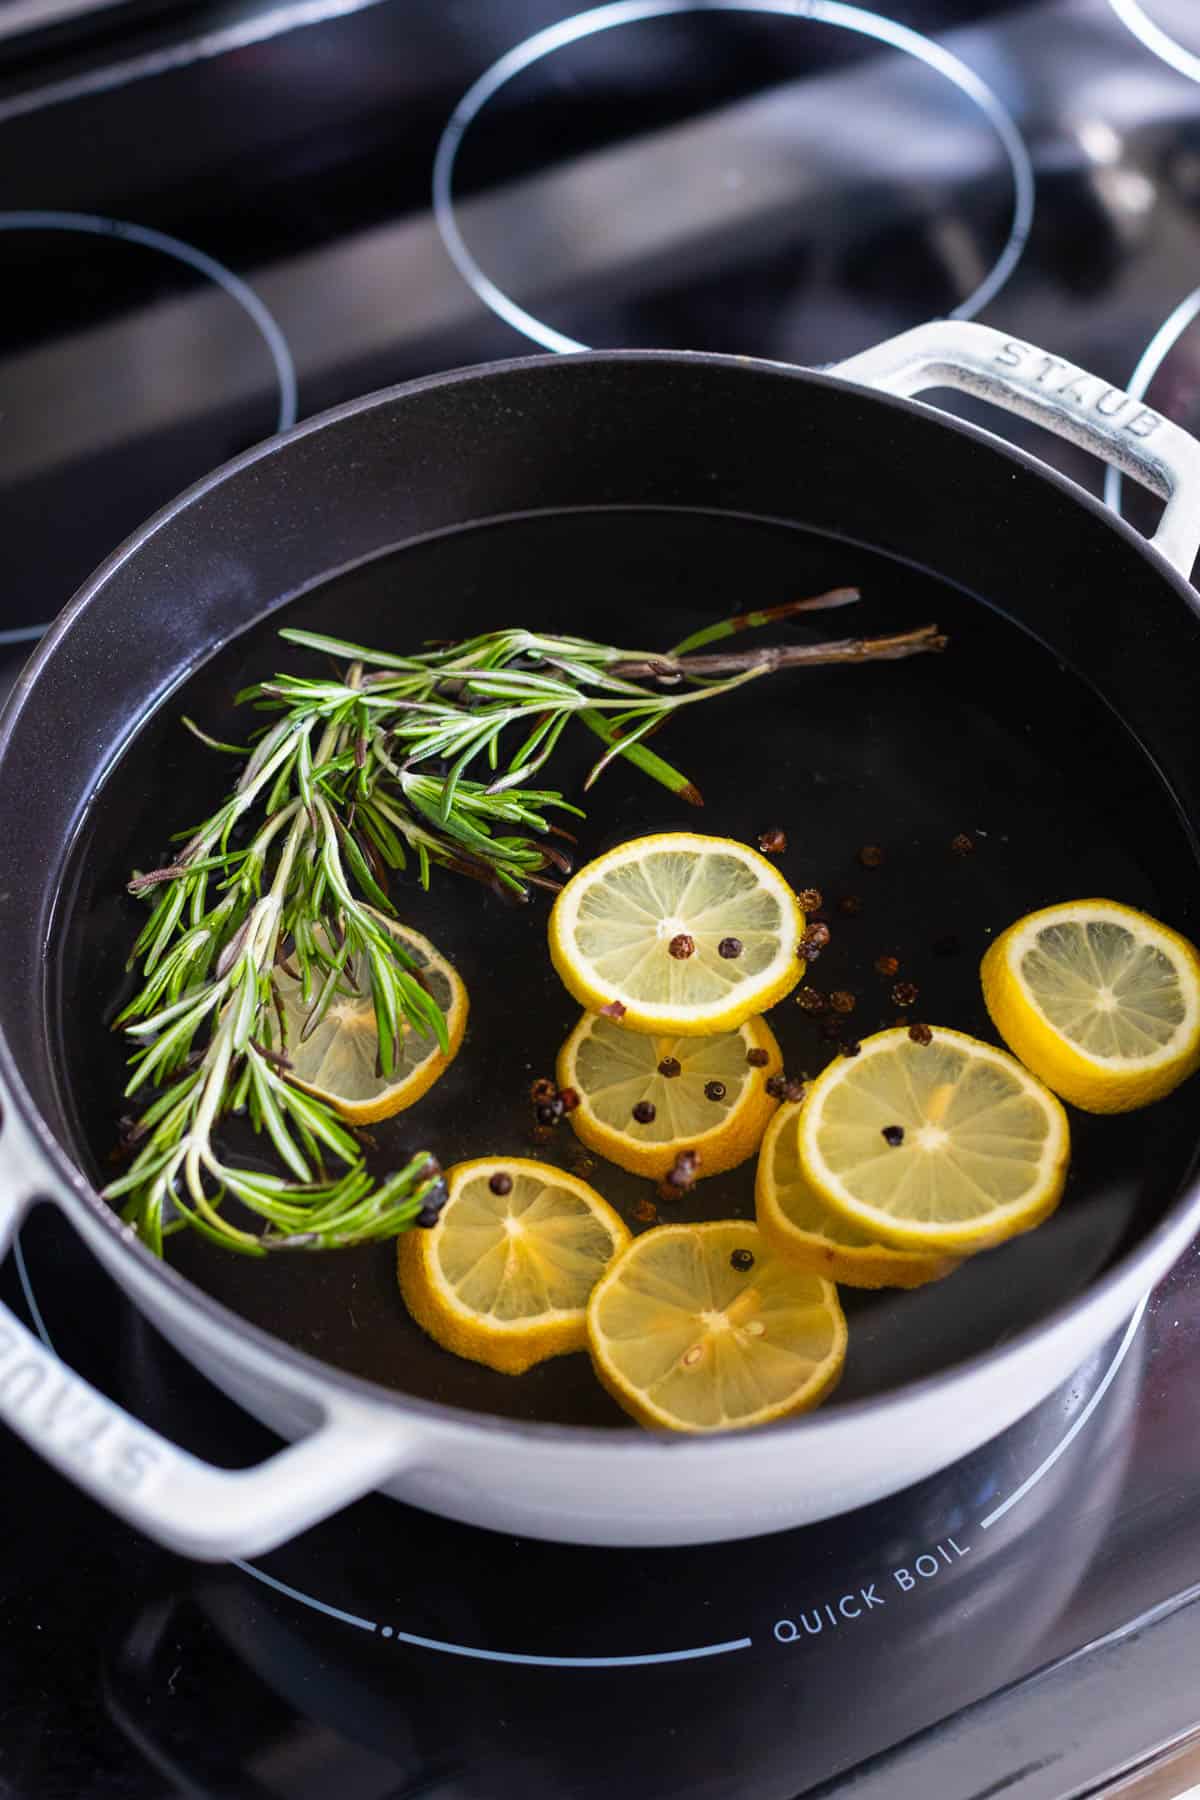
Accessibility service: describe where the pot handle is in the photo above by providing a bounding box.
[831,320,1200,581]
[0,1106,421,1562]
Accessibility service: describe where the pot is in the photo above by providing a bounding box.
[0,318,1197,1559]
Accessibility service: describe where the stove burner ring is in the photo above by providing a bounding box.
[0,210,298,648]
[1103,284,1200,521]
[431,0,1036,356]
[1107,0,1200,84]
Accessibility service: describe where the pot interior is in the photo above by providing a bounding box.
[43,502,1200,1428]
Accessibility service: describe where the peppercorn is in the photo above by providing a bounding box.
[704,1080,726,1102]
[882,1125,905,1147]
[782,1077,808,1104]
[730,1248,755,1272]
[668,933,695,959]
[859,844,885,868]
[837,894,863,917]
[632,1100,656,1124]
[600,999,627,1019]
[530,1077,558,1104]
[891,981,919,1008]
[874,954,899,979]
[632,1197,659,1225]
[535,1100,562,1126]
[568,1150,597,1179]
[801,922,831,957]
[416,1205,443,1229]
[797,887,823,912]
[658,1056,682,1079]
[909,1022,933,1046]
[745,1047,770,1067]
[718,937,743,960]
[841,1040,862,1057]
[830,990,856,1014]
[765,1073,788,1099]
[489,1172,513,1196]
[932,933,961,958]
[658,1149,701,1200]
[795,985,828,1014]
[758,827,788,854]
[558,1085,581,1113]
[951,832,975,856]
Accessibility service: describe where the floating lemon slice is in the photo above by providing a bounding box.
[397,1158,630,1375]
[586,1221,846,1433]
[274,919,467,1125]
[797,1027,1070,1254]
[548,832,805,1035]
[982,899,1200,1114]
[755,1102,961,1288]
[556,1010,783,1180]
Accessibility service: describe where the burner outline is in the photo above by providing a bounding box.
[12,1229,1145,1667]
[1107,0,1200,85]
[431,0,1036,356]
[0,209,298,647]
[1103,285,1200,521]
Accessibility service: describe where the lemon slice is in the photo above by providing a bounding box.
[982,899,1200,1114]
[275,919,467,1124]
[556,1011,783,1181]
[755,1103,961,1288]
[587,1221,845,1432]
[548,832,805,1035]
[397,1158,630,1375]
[797,1027,1070,1253]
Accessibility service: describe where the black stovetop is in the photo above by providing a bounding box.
[5,1206,1200,1800]
[5,2,1200,1796]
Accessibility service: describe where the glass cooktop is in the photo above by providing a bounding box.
[3,2,1200,1796]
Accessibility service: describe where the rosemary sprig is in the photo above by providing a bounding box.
[109,590,943,1258]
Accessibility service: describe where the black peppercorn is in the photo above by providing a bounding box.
[489,1172,513,1196]
[882,1125,905,1147]
[746,1047,770,1067]
[758,827,788,854]
[718,937,743,960]
[730,1248,755,1272]
[632,1100,657,1124]
[801,922,831,957]
[909,1022,933,1046]
[658,1056,682,1079]
[704,1080,726,1102]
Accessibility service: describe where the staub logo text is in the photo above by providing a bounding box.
[993,339,1161,438]
[0,1321,163,1493]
